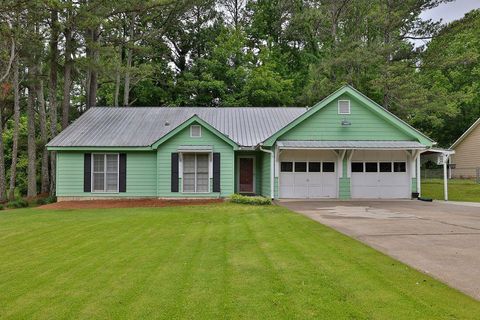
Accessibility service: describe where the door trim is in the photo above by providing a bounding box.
[237,156,255,194]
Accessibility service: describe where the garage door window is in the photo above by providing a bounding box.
[351,162,364,172]
[379,162,392,172]
[280,162,293,172]
[295,162,307,172]
[322,162,335,172]
[308,162,321,172]
[394,162,406,172]
[365,162,378,172]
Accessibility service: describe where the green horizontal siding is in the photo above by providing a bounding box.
[280,94,413,141]
[56,151,157,197]
[260,151,271,198]
[411,178,417,193]
[339,178,351,199]
[157,121,234,197]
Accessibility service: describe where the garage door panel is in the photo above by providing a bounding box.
[279,155,338,198]
[351,151,411,199]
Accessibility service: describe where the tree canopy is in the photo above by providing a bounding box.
[0,0,478,197]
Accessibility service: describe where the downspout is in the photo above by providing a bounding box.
[259,145,275,199]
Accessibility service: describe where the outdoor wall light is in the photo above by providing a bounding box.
[341,119,352,126]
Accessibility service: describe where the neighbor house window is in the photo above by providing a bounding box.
[338,100,351,114]
[190,125,202,137]
[183,153,209,193]
[92,154,119,192]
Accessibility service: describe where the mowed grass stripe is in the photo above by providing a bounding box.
[0,204,479,319]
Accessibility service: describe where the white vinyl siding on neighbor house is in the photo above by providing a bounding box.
[92,153,119,193]
[182,153,209,193]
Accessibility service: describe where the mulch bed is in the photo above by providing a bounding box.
[39,198,224,210]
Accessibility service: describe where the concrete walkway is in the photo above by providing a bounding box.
[280,199,480,300]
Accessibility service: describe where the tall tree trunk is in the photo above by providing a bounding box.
[37,77,49,194]
[123,13,135,106]
[8,56,20,200]
[0,101,6,202]
[87,27,100,108]
[27,85,37,198]
[61,26,74,129]
[114,46,121,107]
[49,9,59,196]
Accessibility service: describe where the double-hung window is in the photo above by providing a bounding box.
[92,154,119,192]
[183,153,209,193]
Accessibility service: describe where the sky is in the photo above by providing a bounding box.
[420,0,480,23]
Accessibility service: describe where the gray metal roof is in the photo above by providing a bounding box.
[47,107,307,148]
[277,140,426,149]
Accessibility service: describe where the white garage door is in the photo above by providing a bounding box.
[351,161,410,199]
[279,151,338,198]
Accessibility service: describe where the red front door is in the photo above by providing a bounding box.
[239,158,254,193]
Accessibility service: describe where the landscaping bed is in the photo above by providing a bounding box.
[39,198,223,210]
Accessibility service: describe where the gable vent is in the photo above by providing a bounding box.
[338,100,351,115]
[190,125,202,137]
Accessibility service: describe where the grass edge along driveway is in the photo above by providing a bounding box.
[422,178,480,202]
[0,203,478,319]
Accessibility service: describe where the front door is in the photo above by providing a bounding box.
[239,157,254,193]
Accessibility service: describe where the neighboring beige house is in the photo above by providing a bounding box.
[450,117,480,179]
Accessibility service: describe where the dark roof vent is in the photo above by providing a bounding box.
[165,121,170,126]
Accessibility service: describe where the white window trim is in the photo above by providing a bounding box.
[237,156,256,194]
[91,153,120,193]
[190,125,202,138]
[181,152,211,193]
[338,100,351,115]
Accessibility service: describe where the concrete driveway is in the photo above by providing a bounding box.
[279,199,480,300]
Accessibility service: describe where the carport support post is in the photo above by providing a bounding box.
[443,154,449,201]
[416,154,421,196]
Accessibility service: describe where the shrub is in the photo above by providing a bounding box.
[36,196,57,205]
[7,198,29,209]
[0,204,3,210]
[229,194,272,205]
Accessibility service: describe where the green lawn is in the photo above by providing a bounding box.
[0,204,479,319]
[422,179,480,202]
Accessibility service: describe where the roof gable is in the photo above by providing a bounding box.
[450,117,480,149]
[262,85,435,147]
[151,115,239,149]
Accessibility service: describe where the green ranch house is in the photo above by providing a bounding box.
[47,85,447,201]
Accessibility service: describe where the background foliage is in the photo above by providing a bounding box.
[0,0,478,197]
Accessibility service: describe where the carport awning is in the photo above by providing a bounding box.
[276,140,426,150]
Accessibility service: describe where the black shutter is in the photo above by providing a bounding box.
[84,153,92,192]
[171,153,179,192]
[213,153,221,192]
[119,153,127,192]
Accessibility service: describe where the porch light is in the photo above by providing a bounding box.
[341,119,351,126]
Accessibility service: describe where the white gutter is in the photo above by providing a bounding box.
[259,145,275,199]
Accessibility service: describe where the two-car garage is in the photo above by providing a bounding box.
[278,148,412,199]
